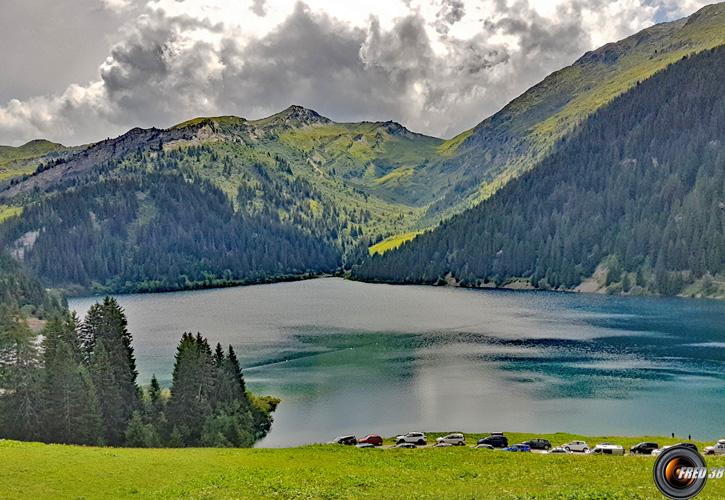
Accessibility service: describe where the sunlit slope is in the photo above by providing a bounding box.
[355,45,725,298]
[429,2,725,218]
[278,121,443,205]
[0,139,67,182]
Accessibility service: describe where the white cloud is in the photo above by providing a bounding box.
[0,0,711,145]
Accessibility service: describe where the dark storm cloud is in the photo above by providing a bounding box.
[0,0,710,145]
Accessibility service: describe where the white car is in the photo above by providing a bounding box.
[591,443,625,455]
[652,446,670,456]
[436,433,466,446]
[704,439,725,455]
[562,440,589,453]
[396,432,427,445]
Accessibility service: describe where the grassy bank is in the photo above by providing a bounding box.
[2,433,724,499]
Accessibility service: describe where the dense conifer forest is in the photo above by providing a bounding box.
[354,47,725,296]
[0,251,64,317]
[0,297,276,447]
[0,172,340,293]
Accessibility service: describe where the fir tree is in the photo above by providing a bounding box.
[84,298,139,445]
[0,305,43,441]
[41,314,102,445]
[167,333,214,445]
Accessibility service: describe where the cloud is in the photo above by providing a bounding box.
[250,0,267,16]
[0,0,712,145]
[435,0,466,35]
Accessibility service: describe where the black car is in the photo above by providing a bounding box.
[522,438,552,450]
[630,442,659,455]
[477,433,509,448]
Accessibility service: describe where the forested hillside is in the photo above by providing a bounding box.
[0,172,340,293]
[0,5,723,296]
[0,107,435,293]
[0,251,64,318]
[425,2,725,219]
[354,46,725,298]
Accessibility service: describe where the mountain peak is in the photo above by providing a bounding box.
[265,105,331,126]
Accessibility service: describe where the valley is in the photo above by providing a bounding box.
[0,3,723,298]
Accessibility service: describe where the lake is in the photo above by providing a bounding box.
[68,278,725,447]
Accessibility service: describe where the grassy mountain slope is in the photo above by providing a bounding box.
[0,139,67,182]
[425,2,725,219]
[354,46,725,298]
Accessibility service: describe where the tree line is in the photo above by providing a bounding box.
[0,251,65,319]
[354,47,725,296]
[0,297,277,447]
[0,172,340,293]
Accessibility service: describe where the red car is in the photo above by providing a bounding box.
[358,434,383,446]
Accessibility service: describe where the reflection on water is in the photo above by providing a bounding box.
[69,278,725,447]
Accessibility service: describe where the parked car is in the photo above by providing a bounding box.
[704,439,725,455]
[630,442,659,455]
[475,443,494,449]
[358,434,383,447]
[562,440,589,453]
[395,442,417,449]
[356,443,377,449]
[548,447,570,454]
[396,432,427,445]
[477,433,509,448]
[652,443,698,456]
[330,435,357,445]
[521,438,552,451]
[436,433,466,446]
[434,442,454,447]
[591,443,625,455]
[502,443,531,452]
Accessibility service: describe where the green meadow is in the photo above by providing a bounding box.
[2,433,724,499]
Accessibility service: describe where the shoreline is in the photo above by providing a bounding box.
[57,272,725,301]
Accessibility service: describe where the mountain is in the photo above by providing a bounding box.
[0,6,723,296]
[423,2,725,219]
[353,46,725,298]
[0,106,443,293]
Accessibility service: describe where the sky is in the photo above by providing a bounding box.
[0,0,711,145]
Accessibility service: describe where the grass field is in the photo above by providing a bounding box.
[368,231,422,255]
[2,432,724,499]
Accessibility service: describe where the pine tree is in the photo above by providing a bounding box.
[167,333,214,445]
[84,298,139,445]
[41,315,102,445]
[226,345,246,396]
[125,410,161,447]
[0,305,43,441]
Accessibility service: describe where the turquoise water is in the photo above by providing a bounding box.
[68,278,725,447]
